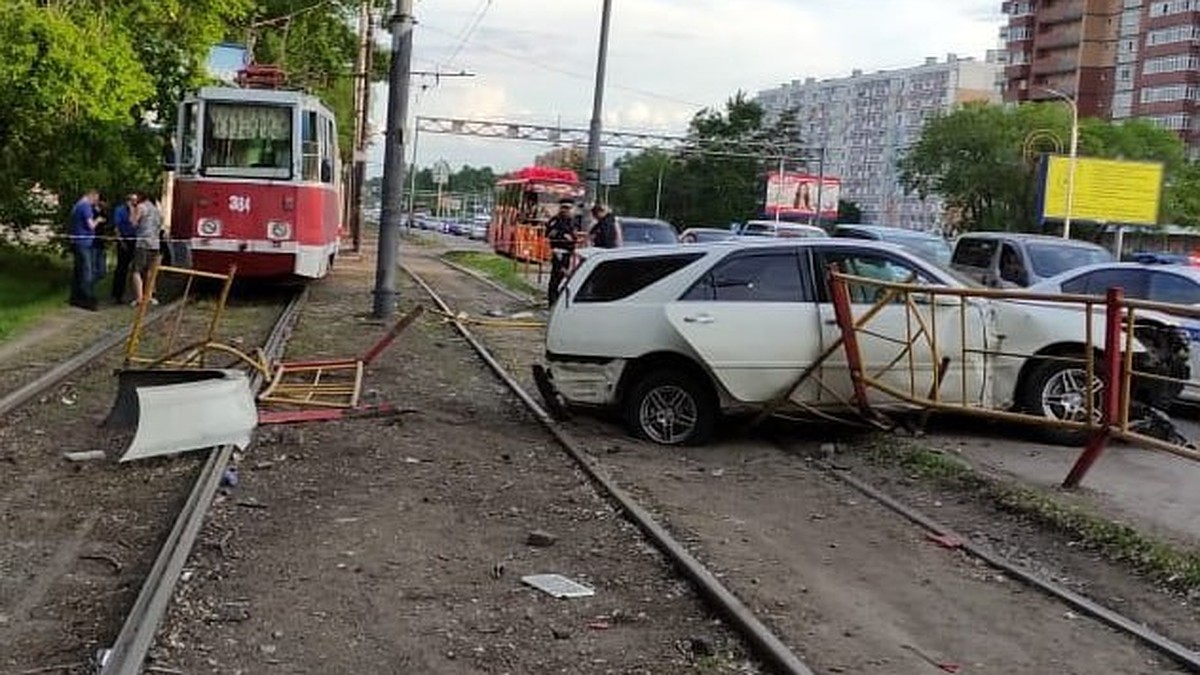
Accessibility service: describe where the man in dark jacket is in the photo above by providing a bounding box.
[589,203,621,249]
[545,200,578,306]
[111,193,137,304]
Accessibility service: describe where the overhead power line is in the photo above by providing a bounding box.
[418,22,708,111]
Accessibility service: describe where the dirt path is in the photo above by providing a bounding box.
[154,251,755,674]
[401,243,1195,673]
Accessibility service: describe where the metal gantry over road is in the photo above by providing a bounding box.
[413,114,821,162]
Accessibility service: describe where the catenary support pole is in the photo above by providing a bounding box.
[584,0,614,206]
[813,147,825,226]
[349,0,373,253]
[372,0,414,319]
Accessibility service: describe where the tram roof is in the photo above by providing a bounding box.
[191,86,333,115]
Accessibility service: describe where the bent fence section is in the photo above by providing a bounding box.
[818,267,1200,488]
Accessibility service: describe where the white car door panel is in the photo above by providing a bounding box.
[665,302,823,403]
[664,248,824,404]
[814,249,989,408]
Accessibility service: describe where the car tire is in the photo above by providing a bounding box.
[623,369,715,446]
[1016,354,1101,446]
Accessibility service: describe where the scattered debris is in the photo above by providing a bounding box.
[925,532,964,550]
[64,450,107,463]
[551,626,572,640]
[79,553,123,574]
[526,529,558,547]
[521,574,595,599]
[902,644,962,674]
[220,466,239,488]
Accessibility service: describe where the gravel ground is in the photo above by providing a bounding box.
[0,290,291,673]
[400,241,1197,673]
[153,253,755,674]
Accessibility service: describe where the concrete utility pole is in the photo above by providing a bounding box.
[583,0,614,207]
[372,0,414,319]
[349,0,375,253]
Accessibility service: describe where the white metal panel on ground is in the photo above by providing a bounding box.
[119,369,257,462]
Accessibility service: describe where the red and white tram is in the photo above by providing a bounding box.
[169,76,341,279]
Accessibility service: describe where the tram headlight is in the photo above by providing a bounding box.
[197,218,222,237]
[267,220,293,241]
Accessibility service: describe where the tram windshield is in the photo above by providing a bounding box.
[203,103,293,179]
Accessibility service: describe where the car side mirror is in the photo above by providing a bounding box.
[320,159,333,183]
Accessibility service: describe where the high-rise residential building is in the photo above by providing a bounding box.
[755,55,1001,229]
[1001,0,1200,154]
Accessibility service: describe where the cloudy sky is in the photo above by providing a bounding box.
[367,0,1004,175]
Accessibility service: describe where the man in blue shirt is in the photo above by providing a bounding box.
[69,189,103,310]
[110,193,137,304]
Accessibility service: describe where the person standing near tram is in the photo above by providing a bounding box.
[545,200,579,306]
[68,189,103,311]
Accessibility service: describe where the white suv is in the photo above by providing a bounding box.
[535,240,1186,446]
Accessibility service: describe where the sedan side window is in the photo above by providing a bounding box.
[1149,272,1200,305]
[682,251,806,302]
[815,251,931,304]
[951,239,996,269]
[1085,270,1148,299]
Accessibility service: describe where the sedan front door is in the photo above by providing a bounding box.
[812,248,989,409]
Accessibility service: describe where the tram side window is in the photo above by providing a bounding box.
[180,102,198,173]
[320,117,335,183]
[302,111,320,182]
[203,103,292,179]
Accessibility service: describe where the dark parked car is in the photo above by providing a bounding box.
[618,217,677,246]
[950,232,1113,288]
[832,224,952,267]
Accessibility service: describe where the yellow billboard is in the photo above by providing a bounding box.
[1042,155,1164,225]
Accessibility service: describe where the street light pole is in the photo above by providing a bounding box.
[584,0,614,206]
[654,159,666,219]
[1039,86,1079,240]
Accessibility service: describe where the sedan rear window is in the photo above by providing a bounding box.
[575,253,703,303]
[1026,243,1113,278]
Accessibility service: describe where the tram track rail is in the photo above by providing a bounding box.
[797,448,1200,671]
[96,287,307,675]
[412,251,1200,673]
[402,261,816,675]
[0,301,183,419]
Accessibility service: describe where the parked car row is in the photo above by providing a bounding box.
[538,237,1194,447]
[410,213,490,240]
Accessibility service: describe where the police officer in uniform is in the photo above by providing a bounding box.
[546,199,579,307]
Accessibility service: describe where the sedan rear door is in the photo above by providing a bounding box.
[664,247,825,404]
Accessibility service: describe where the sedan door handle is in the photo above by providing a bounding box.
[683,314,715,324]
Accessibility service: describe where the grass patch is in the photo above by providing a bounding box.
[442,250,543,298]
[858,435,1200,593]
[0,245,72,342]
[400,230,439,247]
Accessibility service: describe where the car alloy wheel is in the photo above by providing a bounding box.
[638,383,699,445]
[1039,366,1103,424]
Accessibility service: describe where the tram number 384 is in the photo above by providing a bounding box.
[228,195,252,213]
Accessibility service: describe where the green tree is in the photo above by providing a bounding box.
[610,93,779,227]
[0,2,158,229]
[899,101,1194,232]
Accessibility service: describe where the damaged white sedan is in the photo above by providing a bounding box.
[534,240,1188,446]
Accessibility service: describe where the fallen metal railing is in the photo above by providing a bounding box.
[805,266,1199,489]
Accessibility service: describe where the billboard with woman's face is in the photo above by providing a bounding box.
[765,171,840,218]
